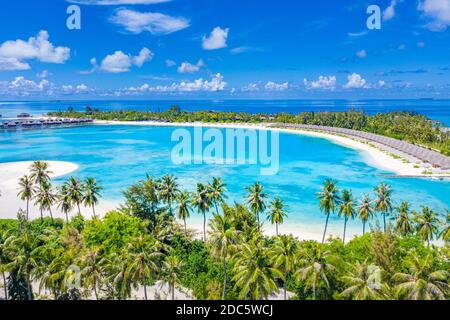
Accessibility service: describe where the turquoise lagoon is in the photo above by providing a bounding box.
[1,124,449,237]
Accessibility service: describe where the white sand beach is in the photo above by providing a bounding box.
[0,161,79,219]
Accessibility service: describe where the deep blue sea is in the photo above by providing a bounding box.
[1,99,450,125]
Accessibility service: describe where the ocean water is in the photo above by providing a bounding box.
[0,124,449,237]
[0,99,450,125]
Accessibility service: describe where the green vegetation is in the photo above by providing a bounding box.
[0,161,449,300]
[48,107,450,155]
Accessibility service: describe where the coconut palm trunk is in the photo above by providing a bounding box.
[171,282,175,300]
[203,212,206,241]
[143,276,148,300]
[222,254,227,300]
[40,208,43,222]
[27,273,33,300]
[93,277,99,300]
[363,221,366,235]
[26,199,29,220]
[383,211,386,232]
[184,219,187,236]
[92,204,96,218]
[343,216,348,244]
[77,203,81,214]
[313,284,316,300]
[256,210,260,229]
[322,212,330,244]
[2,271,7,300]
[276,223,279,237]
[49,207,54,223]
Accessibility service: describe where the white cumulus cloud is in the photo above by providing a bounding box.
[418,0,450,31]
[110,8,189,35]
[165,59,176,67]
[265,81,289,91]
[1,76,52,96]
[343,73,368,89]
[118,73,227,94]
[383,0,397,21]
[179,73,226,92]
[76,84,89,92]
[177,59,204,74]
[0,57,30,71]
[241,83,259,92]
[132,48,154,67]
[99,48,152,73]
[202,27,229,50]
[304,76,337,91]
[0,30,70,71]
[356,49,367,58]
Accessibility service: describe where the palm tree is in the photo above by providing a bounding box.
[394,202,413,236]
[358,195,373,235]
[0,232,9,300]
[440,210,449,242]
[269,235,297,300]
[176,192,192,235]
[208,213,239,299]
[267,198,288,237]
[82,177,103,217]
[338,190,356,243]
[80,248,102,300]
[246,182,269,230]
[414,207,440,245]
[208,177,227,214]
[374,183,393,232]
[34,181,57,222]
[58,185,73,223]
[295,244,335,300]
[4,230,39,300]
[192,183,211,241]
[158,175,179,215]
[317,179,340,243]
[29,161,52,186]
[233,240,281,300]
[340,261,387,300]
[100,251,133,300]
[393,255,449,300]
[64,177,84,214]
[126,235,162,300]
[38,250,77,299]
[162,255,184,300]
[17,175,34,220]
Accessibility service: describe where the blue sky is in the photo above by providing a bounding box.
[0,0,449,100]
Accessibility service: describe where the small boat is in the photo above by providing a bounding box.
[17,113,31,118]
